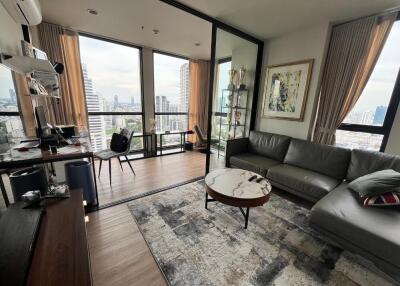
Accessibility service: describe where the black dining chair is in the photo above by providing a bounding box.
[94,130,136,185]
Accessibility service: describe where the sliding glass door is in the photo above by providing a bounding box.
[207,27,260,172]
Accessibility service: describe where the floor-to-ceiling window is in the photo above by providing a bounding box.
[336,21,400,151]
[153,52,189,147]
[79,35,143,153]
[0,66,24,139]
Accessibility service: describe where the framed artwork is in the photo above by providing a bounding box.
[261,59,313,121]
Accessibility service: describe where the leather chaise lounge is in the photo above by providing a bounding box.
[226,131,400,281]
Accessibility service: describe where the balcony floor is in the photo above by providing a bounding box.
[95,150,207,206]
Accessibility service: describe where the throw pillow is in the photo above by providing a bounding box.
[348,169,400,198]
[363,192,400,207]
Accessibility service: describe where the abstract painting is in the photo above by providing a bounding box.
[262,59,313,121]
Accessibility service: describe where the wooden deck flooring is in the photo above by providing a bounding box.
[96,151,206,206]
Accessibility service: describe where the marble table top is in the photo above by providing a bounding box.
[205,168,272,199]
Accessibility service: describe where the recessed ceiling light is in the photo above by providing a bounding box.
[195,43,201,46]
[153,29,159,35]
[87,9,98,15]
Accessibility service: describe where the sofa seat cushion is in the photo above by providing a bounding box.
[267,164,341,201]
[230,153,280,177]
[310,182,400,268]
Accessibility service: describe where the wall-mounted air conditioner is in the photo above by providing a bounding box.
[0,0,42,26]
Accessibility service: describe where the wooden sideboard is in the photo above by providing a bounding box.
[26,189,92,286]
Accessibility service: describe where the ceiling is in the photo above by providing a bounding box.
[39,0,400,59]
[39,0,212,59]
[215,29,257,59]
[178,0,400,39]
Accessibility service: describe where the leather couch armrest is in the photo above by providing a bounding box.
[225,138,249,167]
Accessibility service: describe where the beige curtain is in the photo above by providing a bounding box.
[313,12,397,145]
[188,60,210,143]
[14,73,36,136]
[37,22,88,129]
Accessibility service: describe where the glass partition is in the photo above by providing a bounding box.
[208,28,258,171]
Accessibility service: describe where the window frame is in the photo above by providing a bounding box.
[337,60,400,152]
[78,33,145,152]
[152,50,190,133]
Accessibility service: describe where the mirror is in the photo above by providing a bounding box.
[208,28,258,171]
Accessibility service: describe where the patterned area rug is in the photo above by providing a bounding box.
[128,181,397,286]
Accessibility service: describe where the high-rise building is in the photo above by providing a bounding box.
[131,96,135,107]
[113,94,119,109]
[179,63,189,112]
[161,96,170,131]
[8,88,16,104]
[373,106,387,125]
[360,110,373,125]
[82,64,106,151]
[155,95,171,131]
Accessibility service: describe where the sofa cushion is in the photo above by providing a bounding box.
[248,131,291,162]
[230,153,280,177]
[267,164,341,201]
[310,182,400,269]
[283,138,350,180]
[348,169,400,198]
[347,149,400,181]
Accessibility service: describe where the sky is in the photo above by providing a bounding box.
[350,21,400,113]
[79,35,142,105]
[153,53,188,105]
[79,35,188,106]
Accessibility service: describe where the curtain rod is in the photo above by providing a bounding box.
[333,6,400,27]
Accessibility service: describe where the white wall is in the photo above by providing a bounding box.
[255,23,331,139]
[0,4,23,55]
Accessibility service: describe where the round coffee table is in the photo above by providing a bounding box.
[204,168,272,229]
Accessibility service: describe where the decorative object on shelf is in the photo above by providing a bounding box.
[21,40,48,60]
[27,77,48,96]
[262,59,313,121]
[21,40,35,58]
[228,69,237,90]
[238,65,246,90]
[234,111,242,125]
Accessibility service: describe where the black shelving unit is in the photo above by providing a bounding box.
[215,88,249,158]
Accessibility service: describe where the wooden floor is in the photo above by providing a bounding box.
[0,151,214,285]
[87,204,167,286]
[96,151,206,206]
[88,151,210,286]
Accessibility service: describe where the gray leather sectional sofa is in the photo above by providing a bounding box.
[226,130,400,281]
